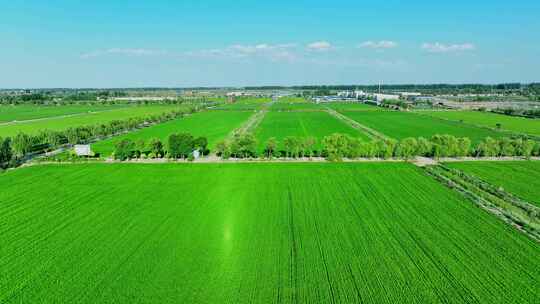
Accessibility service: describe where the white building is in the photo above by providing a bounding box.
[399,92,422,98]
[337,90,367,99]
[74,145,92,157]
[373,93,400,102]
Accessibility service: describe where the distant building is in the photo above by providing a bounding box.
[337,90,366,99]
[74,145,92,157]
[192,149,201,159]
[373,93,400,102]
[398,92,422,98]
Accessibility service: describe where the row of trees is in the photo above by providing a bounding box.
[215,134,258,159]
[0,106,200,168]
[211,133,540,161]
[492,107,540,119]
[323,134,540,161]
[113,133,209,161]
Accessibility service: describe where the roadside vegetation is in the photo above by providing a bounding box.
[446,161,540,207]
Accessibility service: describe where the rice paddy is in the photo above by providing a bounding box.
[92,110,252,156]
[446,161,540,207]
[0,104,128,123]
[254,111,370,151]
[269,102,323,111]
[0,105,185,137]
[421,110,540,136]
[0,163,538,303]
[326,102,382,111]
[340,111,506,142]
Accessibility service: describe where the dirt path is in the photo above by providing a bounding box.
[226,102,272,140]
[325,107,391,140]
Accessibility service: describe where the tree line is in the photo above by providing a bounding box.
[113,133,209,161]
[0,106,201,169]
[212,133,540,161]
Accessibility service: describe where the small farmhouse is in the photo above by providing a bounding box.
[74,145,92,157]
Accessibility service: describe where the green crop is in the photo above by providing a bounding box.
[447,161,540,207]
[0,105,185,137]
[92,111,252,156]
[341,111,505,143]
[422,110,540,136]
[0,163,538,303]
[254,111,370,152]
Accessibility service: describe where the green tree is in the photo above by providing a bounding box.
[114,139,135,161]
[283,136,296,158]
[194,137,208,155]
[476,137,499,157]
[265,137,278,158]
[149,138,164,158]
[215,140,231,159]
[303,136,316,158]
[499,138,515,156]
[416,137,432,157]
[0,137,13,167]
[12,133,33,158]
[168,133,194,159]
[519,139,535,158]
[397,138,417,160]
[322,133,350,161]
[457,137,471,157]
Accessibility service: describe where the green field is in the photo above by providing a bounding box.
[341,111,505,142]
[0,105,184,137]
[212,97,271,111]
[1,163,538,303]
[0,104,129,123]
[277,96,307,103]
[422,110,540,136]
[269,102,323,111]
[326,102,382,111]
[446,161,540,207]
[92,111,252,156]
[254,111,369,152]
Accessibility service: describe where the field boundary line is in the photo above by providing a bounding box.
[324,107,391,141]
[226,102,272,139]
[0,107,133,126]
[413,111,540,140]
[424,165,540,243]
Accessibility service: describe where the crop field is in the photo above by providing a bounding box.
[0,105,184,137]
[341,111,505,142]
[446,161,540,207]
[326,102,382,111]
[0,163,538,303]
[254,111,369,152]
[212,103,263,111]
[277,96,307,103]
[269,102,323,111]
[92,111,252,156]
[0,104,129,123]
[212,97,271,111]
[421,110,540,136]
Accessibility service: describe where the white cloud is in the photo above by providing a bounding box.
[359,40,398,49]
[186,43,298,62]
[421,42,475,53]
[307,41,332,51]
[81,48,166,59]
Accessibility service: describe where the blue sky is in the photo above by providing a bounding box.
[1,0,539,88]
